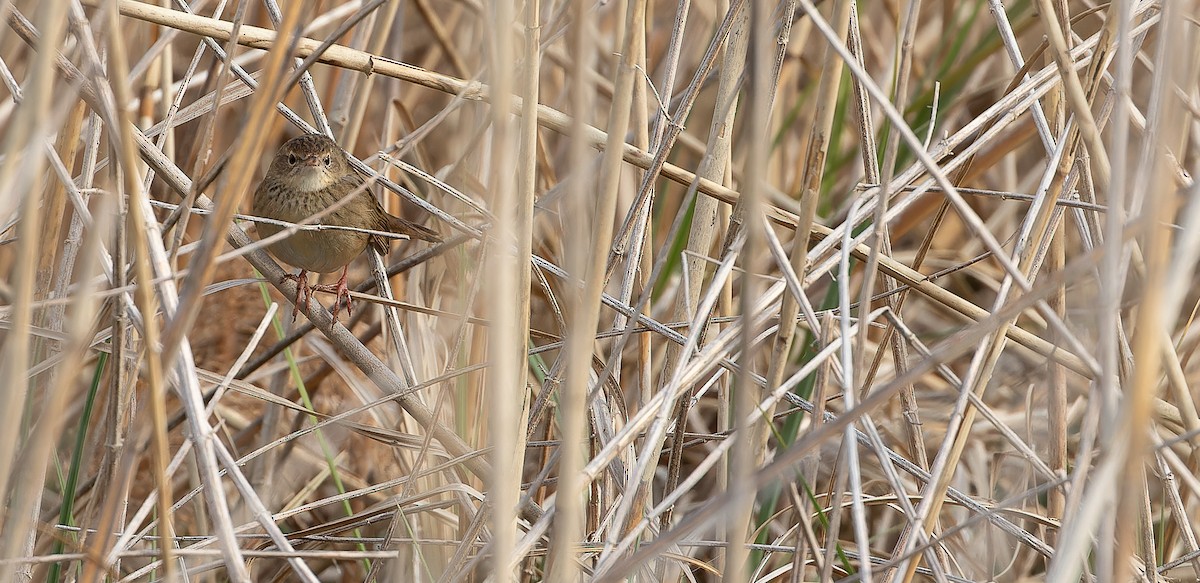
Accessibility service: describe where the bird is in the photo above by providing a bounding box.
[252,133,441,322]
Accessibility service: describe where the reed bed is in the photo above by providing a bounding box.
[0,0,1198,581]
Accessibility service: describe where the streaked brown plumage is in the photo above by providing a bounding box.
[253,134,441,321]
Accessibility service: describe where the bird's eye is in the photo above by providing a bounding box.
[287,154,297,165]
[324,156,333,166]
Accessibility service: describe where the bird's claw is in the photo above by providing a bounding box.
[282,270,312,323]
[284,267,354,323]
[311,266,354,322]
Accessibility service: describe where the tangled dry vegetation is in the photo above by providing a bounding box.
[1,0,1199,581]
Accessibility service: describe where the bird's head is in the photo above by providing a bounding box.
[271,134,351,192]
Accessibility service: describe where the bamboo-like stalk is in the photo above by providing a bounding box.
[725,1,774,580]
[0,12,71,572]
[546,0,591,572]
[654,1,747,547]
[480,0,528,578]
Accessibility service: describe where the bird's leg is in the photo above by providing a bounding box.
[313,265,354,322]
[281,269,312,322]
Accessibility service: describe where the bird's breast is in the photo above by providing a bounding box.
[253,182,373,273]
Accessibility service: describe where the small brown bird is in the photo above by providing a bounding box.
[253,134,441,322]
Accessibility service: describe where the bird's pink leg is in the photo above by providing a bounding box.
[281,269,312,322]
[313,265,354,322]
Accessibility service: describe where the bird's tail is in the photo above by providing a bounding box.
[387,214,443,243]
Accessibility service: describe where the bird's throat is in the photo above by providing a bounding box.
[291,167,337,193]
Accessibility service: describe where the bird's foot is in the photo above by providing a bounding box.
[282,270,312,323]
[311,266,353,322]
